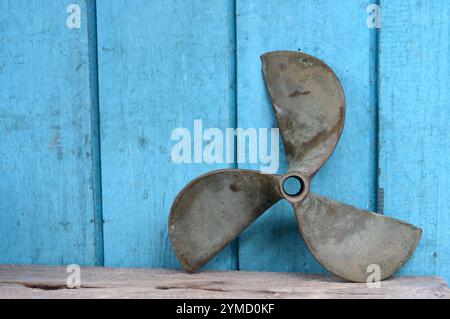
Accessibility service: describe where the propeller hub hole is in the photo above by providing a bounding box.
[279,173,309,203]
[282,176,304,197]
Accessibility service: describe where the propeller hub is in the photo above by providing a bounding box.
[279,172,310,203]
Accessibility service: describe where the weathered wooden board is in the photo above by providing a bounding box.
[0,1,102,265]
[96,0,237,269]
[235,0,377,272]
[378,1,450,284]
[0,265,448,299]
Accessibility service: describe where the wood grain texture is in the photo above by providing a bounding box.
[0,0,100,265]
[96,0,237,269]
[378,1,450,283]
[236,0,377,272]
[0,265,448,299]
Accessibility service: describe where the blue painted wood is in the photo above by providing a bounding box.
[96,0,238,269]
[236,0,377,272]
[0,0,101,265]
[379,0,450,283]
[2,0,448,279]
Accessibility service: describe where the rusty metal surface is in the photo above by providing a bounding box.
[170,170,282,272]
[294,193,421,282]
[169,51,422,282]
[261,51,345,176]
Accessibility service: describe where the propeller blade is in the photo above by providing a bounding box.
[293,193,422,282]
[169,169,282,272]
[262,51,345,176]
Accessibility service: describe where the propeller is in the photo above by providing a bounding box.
[169,51,421,282]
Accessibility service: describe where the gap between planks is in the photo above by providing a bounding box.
[0,265,449,299]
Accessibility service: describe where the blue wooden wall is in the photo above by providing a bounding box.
[0,0,449,283]
[0,0,102,265]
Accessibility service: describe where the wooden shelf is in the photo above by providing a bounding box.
[0,265,449,299]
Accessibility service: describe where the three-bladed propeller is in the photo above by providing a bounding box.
[169,51,421,282]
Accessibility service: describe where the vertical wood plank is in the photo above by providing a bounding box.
[0,0,100,265]
[379,0,450,282]
[97,0,237,269]
[236,0,376,272]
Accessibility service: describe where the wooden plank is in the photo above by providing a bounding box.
[236,0,377,272]
[0,265,448,299]
[0,1,101,264]
[96,0,237,269]
[378,1,450,283]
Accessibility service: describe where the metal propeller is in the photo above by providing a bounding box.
[169,51,421,282]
